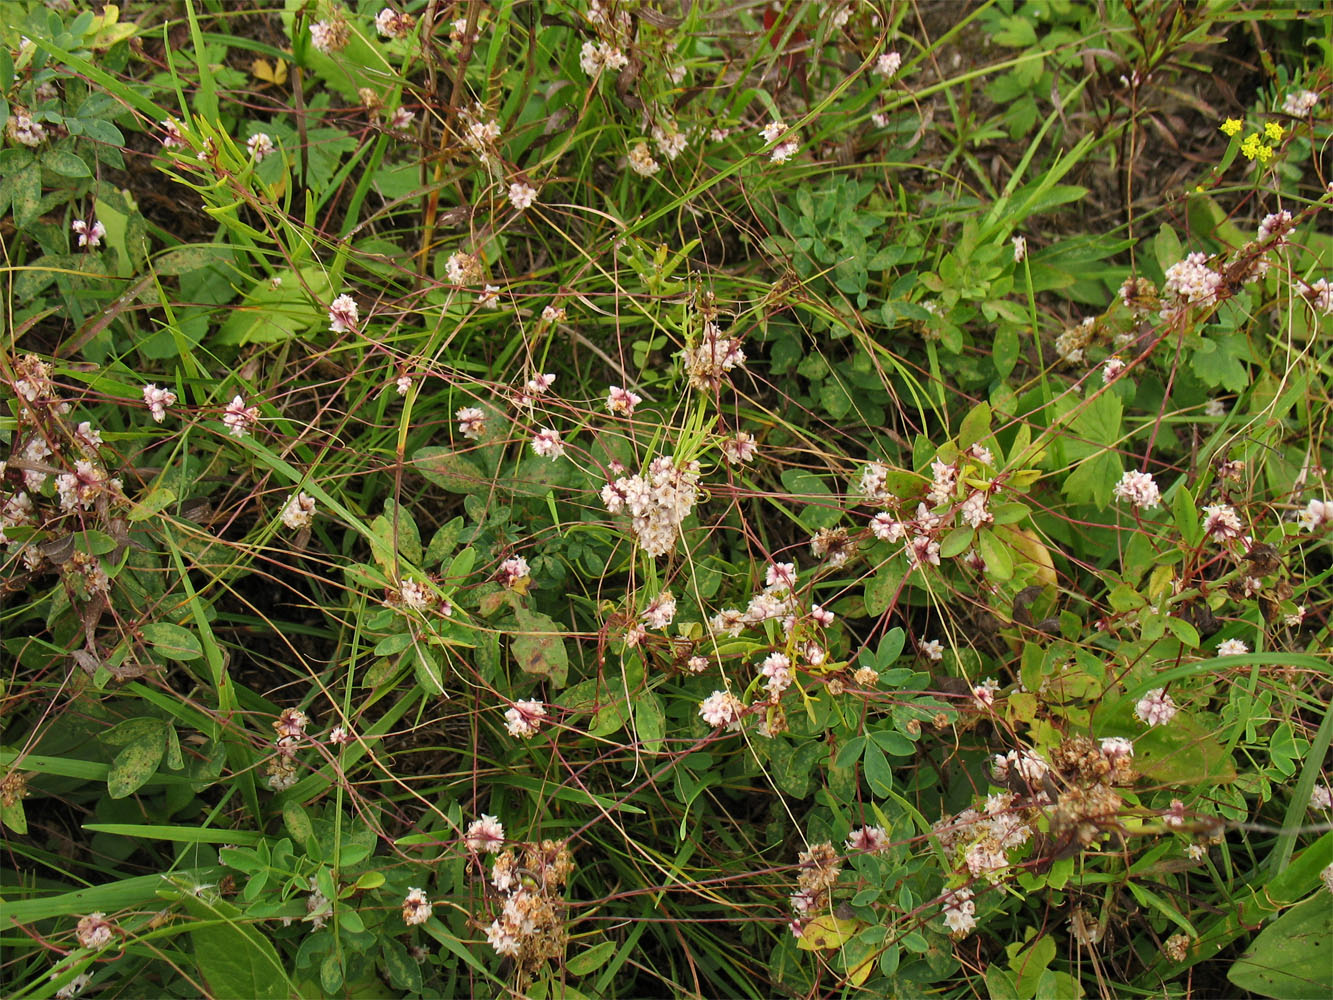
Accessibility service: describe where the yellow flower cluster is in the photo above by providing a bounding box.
[1240,132,1274,163]
[1221,117,1284,164]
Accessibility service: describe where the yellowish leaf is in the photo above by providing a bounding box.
[1001,525,1057,588]
[251,58,289,87]
[845,953,876,987]
[796,914,863,952]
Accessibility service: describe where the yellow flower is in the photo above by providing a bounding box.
[1240,133,1262,160]
[1220,118,1242,137]
[1264,121,1285,142]
[1255,144,1274,164]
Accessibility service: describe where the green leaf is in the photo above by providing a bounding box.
[381,938,423,993]
[425,516,464,566]
[215,267,330,344]
[871,730,916,757]
[863,742,893,796]
[42,148,92,177]
[128,485,177,521]
[413,645,445,696]
[9,163,41,228]
[412,447,488,495]
[993,325,1020,379]
[1154,223,1182,275]
[284,802,314,850]
[1134,714,1236,785]
[2,795,28,834]
[566,939,617,976]
[107,732,166,798]
[769,738,821,798]
[957,402,991,450]
[635,692,665,755]
[1191,336,1249,392]
[1062,450,1120,508]
[140,622,203,661]
[779,469,841,530]
[976,529,1014,580]
[511,608,569,686]
[864,563,901,617]
[1227,894,1333,998]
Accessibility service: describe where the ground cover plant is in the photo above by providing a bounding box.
[1,1,1331,997]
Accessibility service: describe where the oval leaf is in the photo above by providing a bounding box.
[511,608,569,687]
[141,622,203,661]
[107,733,165,798]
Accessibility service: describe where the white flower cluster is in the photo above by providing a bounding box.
[505,699,546,739]
[247,132,274,162]
[456,406,485,439]
[6,108,46,146]
[466,814,506,854]
[1299,278,1333,316]
[459,102,501,157]
[720,431,757,464]
[641,591,676,629]
[376,8,416,39]
[627,140,660,177]
[652,121,688,161]
[1134,688,1177,727]
[759,120,799,163]
[709,562,801,637]
[401,887,431,926]
[681,321,745,391]
[1054,316,1095,364]
[445,250,483,285]
[1282,89,1319,117]
[579,39,628,76]
[1257,210,1293,244]
[309,18,349,54]
[1162,252,1222,316]
[222,395,259,438]
[601,457,702,557]
[934,792,1033,886]
[1201,503,1243,541]
[1298,498,1331,531]
[280,492,316,530]
[1113,470,1161,510]
[940,886,976,935]
[698,689,745,730]
[55,459,123,513]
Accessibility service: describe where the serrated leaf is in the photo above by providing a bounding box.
[511,608,569,686]
[140,622,202,661]
[107,733,165,798]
